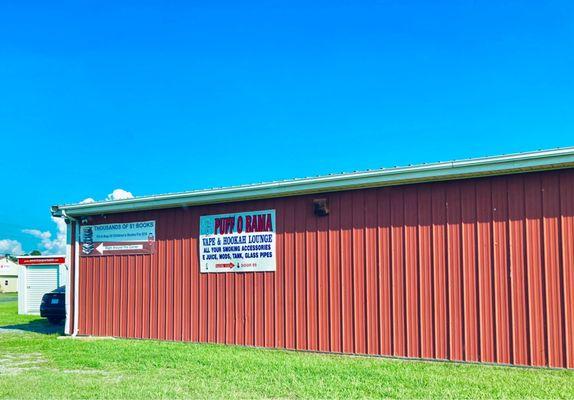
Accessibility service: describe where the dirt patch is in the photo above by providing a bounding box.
[0,352,122,383]
[0,352,47,375]
[61,368,123,383]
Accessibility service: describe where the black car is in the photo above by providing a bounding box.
[40,286,66,324]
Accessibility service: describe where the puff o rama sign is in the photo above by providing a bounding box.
[199,210,276,273]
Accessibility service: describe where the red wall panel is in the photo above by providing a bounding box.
[431,184,448,360]
[560,172,574,368]
[73,169,574,368]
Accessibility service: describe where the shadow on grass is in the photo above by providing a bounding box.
[0,293,18,303]
[0,318,64,335]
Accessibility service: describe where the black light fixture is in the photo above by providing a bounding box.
[313,198,329,216]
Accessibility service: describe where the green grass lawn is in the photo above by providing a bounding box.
[1,293,573,399]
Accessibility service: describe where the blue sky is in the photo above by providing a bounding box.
[1,1,573,254]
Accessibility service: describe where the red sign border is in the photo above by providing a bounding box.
[18,257,66,265]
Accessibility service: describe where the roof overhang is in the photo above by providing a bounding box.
[51,147,574,218]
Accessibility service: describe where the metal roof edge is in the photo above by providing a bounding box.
[16,255,66,258]
[52,147,574,217]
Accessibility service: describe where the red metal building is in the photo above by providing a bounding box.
[52,148,574,368]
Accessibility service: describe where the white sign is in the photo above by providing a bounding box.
[80,220,156,256]
[199,210,276,273]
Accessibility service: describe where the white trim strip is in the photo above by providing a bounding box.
[73,221,80,336]
[64,221,72,335]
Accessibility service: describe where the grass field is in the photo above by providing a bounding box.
[1,294,573,399]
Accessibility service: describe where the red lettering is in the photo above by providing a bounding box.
[246,215,252,233]
[236,213,273,233]
[265,213,272,231]
[237,216,243,233]
[214,217,237,234]
[227,217,235,234]
[257,214,265,232]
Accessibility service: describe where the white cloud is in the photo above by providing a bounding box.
[22,229,51,240]
[50,217,67,255]
[0,239,24,255]
[78,189,133,204]
[22,216,67,255]
[105,189,134,201]
[12,188,134,256]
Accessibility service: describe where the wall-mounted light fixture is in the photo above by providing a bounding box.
[313,198,329,217]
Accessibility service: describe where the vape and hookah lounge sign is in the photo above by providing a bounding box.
[199,210,276,273]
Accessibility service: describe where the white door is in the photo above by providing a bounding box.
[26,266,59,314]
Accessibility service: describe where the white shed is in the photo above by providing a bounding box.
[17,256,67,315]
[0,257,19,293]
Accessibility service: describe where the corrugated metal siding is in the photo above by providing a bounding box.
[73,169,574,368]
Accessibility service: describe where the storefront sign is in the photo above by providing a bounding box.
[199,210,276,273]
[18,257,66,265]
[80,221,156,256]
